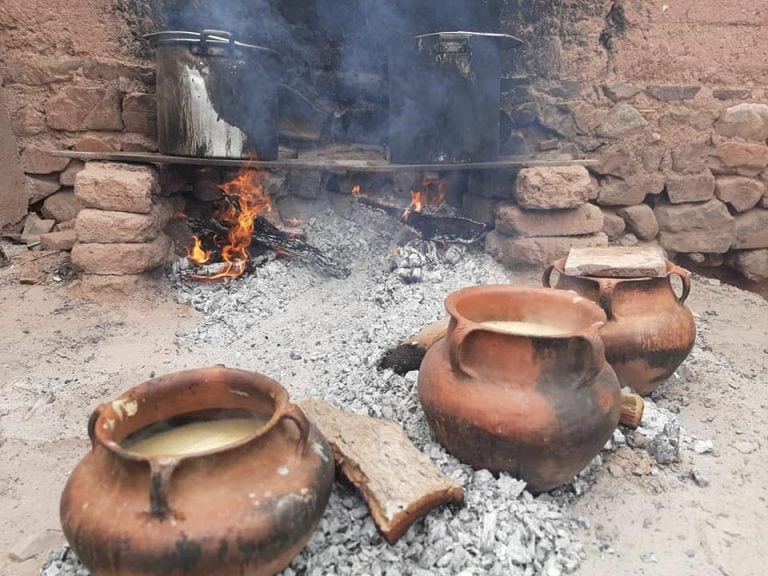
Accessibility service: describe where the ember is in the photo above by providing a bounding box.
[403,177,446,220]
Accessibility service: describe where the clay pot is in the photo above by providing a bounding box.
[544,259,696,397]
[418,285,622,493]
[60,367,334,576]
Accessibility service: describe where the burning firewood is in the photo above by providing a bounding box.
[379,318,646,430]
[300,400,464,544]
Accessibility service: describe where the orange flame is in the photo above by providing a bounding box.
[187,236,211,265]
[187,161,272,281]
[352,185,361,196]
[403,177,446,220]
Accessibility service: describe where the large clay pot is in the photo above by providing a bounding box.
[418,285,622,493]
[60,367,334,576]
[544,259,696,397]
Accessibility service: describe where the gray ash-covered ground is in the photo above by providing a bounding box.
[43,195,720,576]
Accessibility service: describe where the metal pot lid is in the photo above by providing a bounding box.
[414,31,524,49]
[145,29,280,58]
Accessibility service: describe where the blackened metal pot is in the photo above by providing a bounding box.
[147,30,280,160]
[389,31,522,164]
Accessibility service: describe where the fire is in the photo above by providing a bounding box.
[188,236,211,265]
[352,185,361,196]
[403,177,446,220]
[187,161,272,281]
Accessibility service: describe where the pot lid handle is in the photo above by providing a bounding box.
[414,31,524,49]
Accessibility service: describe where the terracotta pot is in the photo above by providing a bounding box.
[418,285,622,493]
[544,259,696,397]
[60,367,334,576]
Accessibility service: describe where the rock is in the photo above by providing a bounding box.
[564,246,667,278]
[733,209,768,249]
[712,142,768,176]
[655,199,735,254]
[8,529,65,562]
[74,135,122,152]
[122,93,157,137]
[666,170,716,204]
[300,400,464,544]
[20,213,55,244]
[692,440,714,454]
[467,170,517,199]
[44,87,123,131]
[732,440,759,455]
[40,230,77,251]
[83,58,155,85]
[55,219,76,232]
[690,469,710,488]
[76,202,173,244]
[646,84,701,101]
[59,160,86,187]
[618,204,659,241]
[602,83,642,102]
[595,104,647,138]
[41,191,83,222]
[715,176,765,212]
[461,194,499,226]
[495,203,603,237]
[601,209,626,240]
[1,57,82,85]
[715,103,768,141]
[712,88,752,101]
[21,148,70,175]
[485,230,608,267]
[71,234,173,275]
[597,174,665,206]
[289,170,325,199]
[75,162,158,214]
[26,175,61,204]
[515,167,592,209]
[730,249,768,281]
[618,233,639,247]
[12,106,46,136]
[648,421,681,464]
[671,140,710,174]
[661,106,719,131]
[688,252,724,267]
[593,143,643,178]
[19,260,46,284]
[274,195,324,222]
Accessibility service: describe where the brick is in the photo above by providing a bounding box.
[485,230,608,267]
[21,148,70,174]
[715,103,768,141]
[71,234,172,275]
[617,204,659,241]
[732,210,768,249]
[712,142,768,176]
[495,202,603,237]
[41,191,83,222]
[597,174,665,207]
[75,162,158,214]
[83,58,155,85]
[715,176,765,212]
[12,106,46,136]
[122,93,157,137]
[75,202,173,244]
[45,86,123,131]
[666,170,716,204]
[655,199,735,254]
[515,166,592,209]
[40,230,77,251]
[74,135,122,152]
[59,160,86,187]
[26,175,61,204]
[671,140,710,174]
[1,57,82,85]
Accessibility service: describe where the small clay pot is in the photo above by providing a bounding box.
[418,285,622,493]
[60,367,334,576]
[544,259,696,396]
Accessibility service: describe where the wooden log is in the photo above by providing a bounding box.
[380,318,646,429]
[300,400,464,545]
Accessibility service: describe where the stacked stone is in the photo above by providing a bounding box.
[71,162,173,276]
[485,166,608,267]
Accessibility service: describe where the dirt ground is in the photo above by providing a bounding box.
[0,254,766,576]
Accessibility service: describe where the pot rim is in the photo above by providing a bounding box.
[444,284,607,338]
[90,366,290,464]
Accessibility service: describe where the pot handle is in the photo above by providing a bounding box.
[148,458,180,521]
[279,404,310,456]
[596,279,617,321]
[542,264,556,288]
[87,404,104,449]
[448,322,479,379]
[201,29,234,52]
[669,265,692,304]
[579,322,607,382]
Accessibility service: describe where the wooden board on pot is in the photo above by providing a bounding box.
[564,246,668,278]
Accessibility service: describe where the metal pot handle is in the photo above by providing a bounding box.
[201,29,234,52]
[669,265,692,304]
[279,404,310,456]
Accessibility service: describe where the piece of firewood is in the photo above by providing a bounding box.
[300,399,464,544]
[619,392,645,429]
[378,317,450,374]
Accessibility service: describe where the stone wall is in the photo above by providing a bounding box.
[0,0,157,234]
[488,0,768,281]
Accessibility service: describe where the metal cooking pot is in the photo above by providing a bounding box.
[389,31,523,164]
[146,30,280,160]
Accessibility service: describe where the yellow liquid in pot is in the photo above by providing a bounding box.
[481,320,571,337]
[124,416,266,457]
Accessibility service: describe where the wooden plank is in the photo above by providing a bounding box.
[45,149,597,172]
